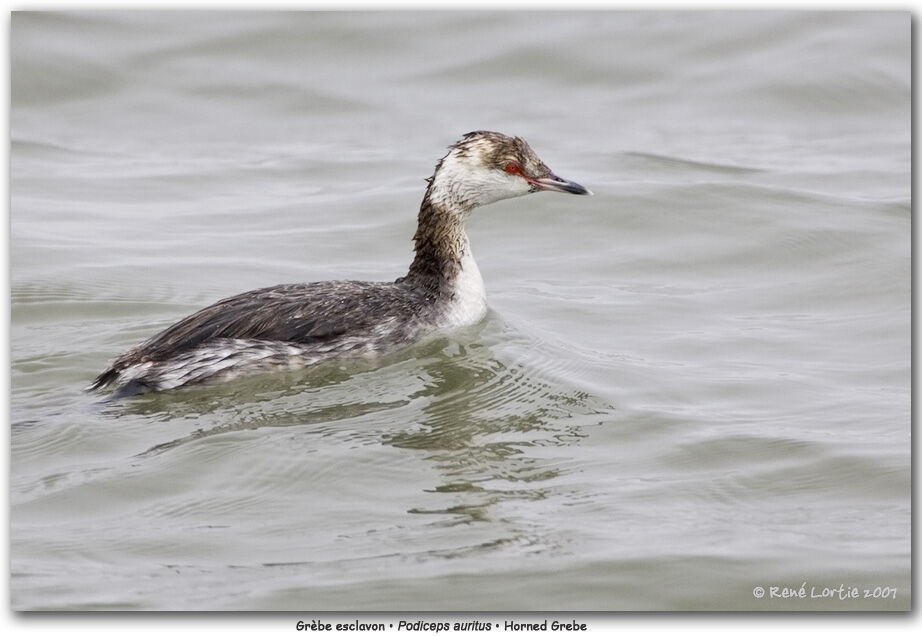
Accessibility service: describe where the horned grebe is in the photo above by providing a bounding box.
[89,131,591,396]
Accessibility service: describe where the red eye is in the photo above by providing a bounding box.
[504,162,522,175]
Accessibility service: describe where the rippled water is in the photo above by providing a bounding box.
[10,11,910,610]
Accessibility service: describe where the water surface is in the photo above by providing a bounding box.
[10,11,910,610]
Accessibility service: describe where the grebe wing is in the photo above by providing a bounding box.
[89,282,379,390]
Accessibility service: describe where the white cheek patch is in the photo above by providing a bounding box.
[432,153,532,209]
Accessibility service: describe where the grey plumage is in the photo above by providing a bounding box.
[88,280,433,394]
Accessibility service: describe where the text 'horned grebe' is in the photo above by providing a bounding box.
[89,131,592,396]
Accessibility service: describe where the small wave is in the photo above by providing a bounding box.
[626,151,763,176]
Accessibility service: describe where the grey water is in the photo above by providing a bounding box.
[9,11,910,610]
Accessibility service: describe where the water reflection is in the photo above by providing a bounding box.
[114,318,609,526]
[381,338,600,530]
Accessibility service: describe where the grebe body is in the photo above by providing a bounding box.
[89,131,591,395]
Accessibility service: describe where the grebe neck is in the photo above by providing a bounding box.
[405,181,477,296]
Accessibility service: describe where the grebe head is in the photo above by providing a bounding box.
[428,131,593,211]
